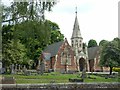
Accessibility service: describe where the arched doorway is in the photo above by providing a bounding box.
[79,58,85,71]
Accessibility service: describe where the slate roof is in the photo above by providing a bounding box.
[43,41,64,57]
[87,46,99,60]
[44,41,100,60]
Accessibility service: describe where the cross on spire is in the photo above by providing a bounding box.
[75,6,77,15]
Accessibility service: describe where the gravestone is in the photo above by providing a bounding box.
[11,64,15,74]
[40,62,45,74]
[23,65,27,75]
[15,64,18,74]
[82,69,86,78]
[1,68,5,74]
[18,64,21,71]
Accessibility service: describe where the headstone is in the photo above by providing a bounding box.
[23,65,27,71]
[81,69,86,79]
[1,68,5,74]
[23,65,27,75]
[15,64,17,74]
[11,64,15,74]
[15,64,17,70]
[36,60,40,74]
[40,62,45,75]
[18,64,21,71]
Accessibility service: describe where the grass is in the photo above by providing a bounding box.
[2,72,120,84]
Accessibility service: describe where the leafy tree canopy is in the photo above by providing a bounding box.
[88,39,97,48]
[2,1,64,71]
[99,39,108,46]
[100,38,120,74]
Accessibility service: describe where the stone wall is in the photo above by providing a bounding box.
[1,83,120,90]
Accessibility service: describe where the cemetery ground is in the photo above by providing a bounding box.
[1,72,120,84]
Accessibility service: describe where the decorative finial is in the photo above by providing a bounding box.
[75,6,77,15]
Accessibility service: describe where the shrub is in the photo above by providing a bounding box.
[112,67,120,72]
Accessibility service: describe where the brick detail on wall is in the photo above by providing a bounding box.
[55,39,77,72]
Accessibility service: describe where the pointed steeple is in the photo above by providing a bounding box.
[71,7,83,52]
[71,7,82,39]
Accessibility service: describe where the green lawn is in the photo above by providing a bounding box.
[2,72,120,84]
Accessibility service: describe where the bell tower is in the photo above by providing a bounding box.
[71,7,83,54]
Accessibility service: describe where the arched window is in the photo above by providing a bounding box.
[79,44,81,47]
[67,54,71,65]
[61,48,71,65]
[61,52,66,65]
[75,40,78,47]
[76,40,78,43]
[72,44,73,47]
[72,40,74,47]
[75,44,78,47]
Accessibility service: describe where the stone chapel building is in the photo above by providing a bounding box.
[41,11,108,73]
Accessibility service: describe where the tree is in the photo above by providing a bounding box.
[50,29,64,44]
[99,40,108,46]
[100,41,120,75]
[113,37,120,49]
[2,1,64,70]
[88,39,97,48]
[2,1,57,24]
[15,20,51,61]
[15,20,64,67]
[2,25,28,72]
[47,20,64,44]
[112,37,120,66]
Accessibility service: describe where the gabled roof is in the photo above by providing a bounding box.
[88,46,99,60]
[43,41,64,57]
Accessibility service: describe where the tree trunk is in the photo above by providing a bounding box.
[109,67,113,75]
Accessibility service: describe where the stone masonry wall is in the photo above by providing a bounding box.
[2,83,120,90]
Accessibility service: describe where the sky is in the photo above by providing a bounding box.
[1,0,120,44]
[45,0,119,44]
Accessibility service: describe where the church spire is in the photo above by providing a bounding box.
[71,7,82,39]
[71,7,83,52]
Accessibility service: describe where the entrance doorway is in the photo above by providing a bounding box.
[79,58,85,71]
